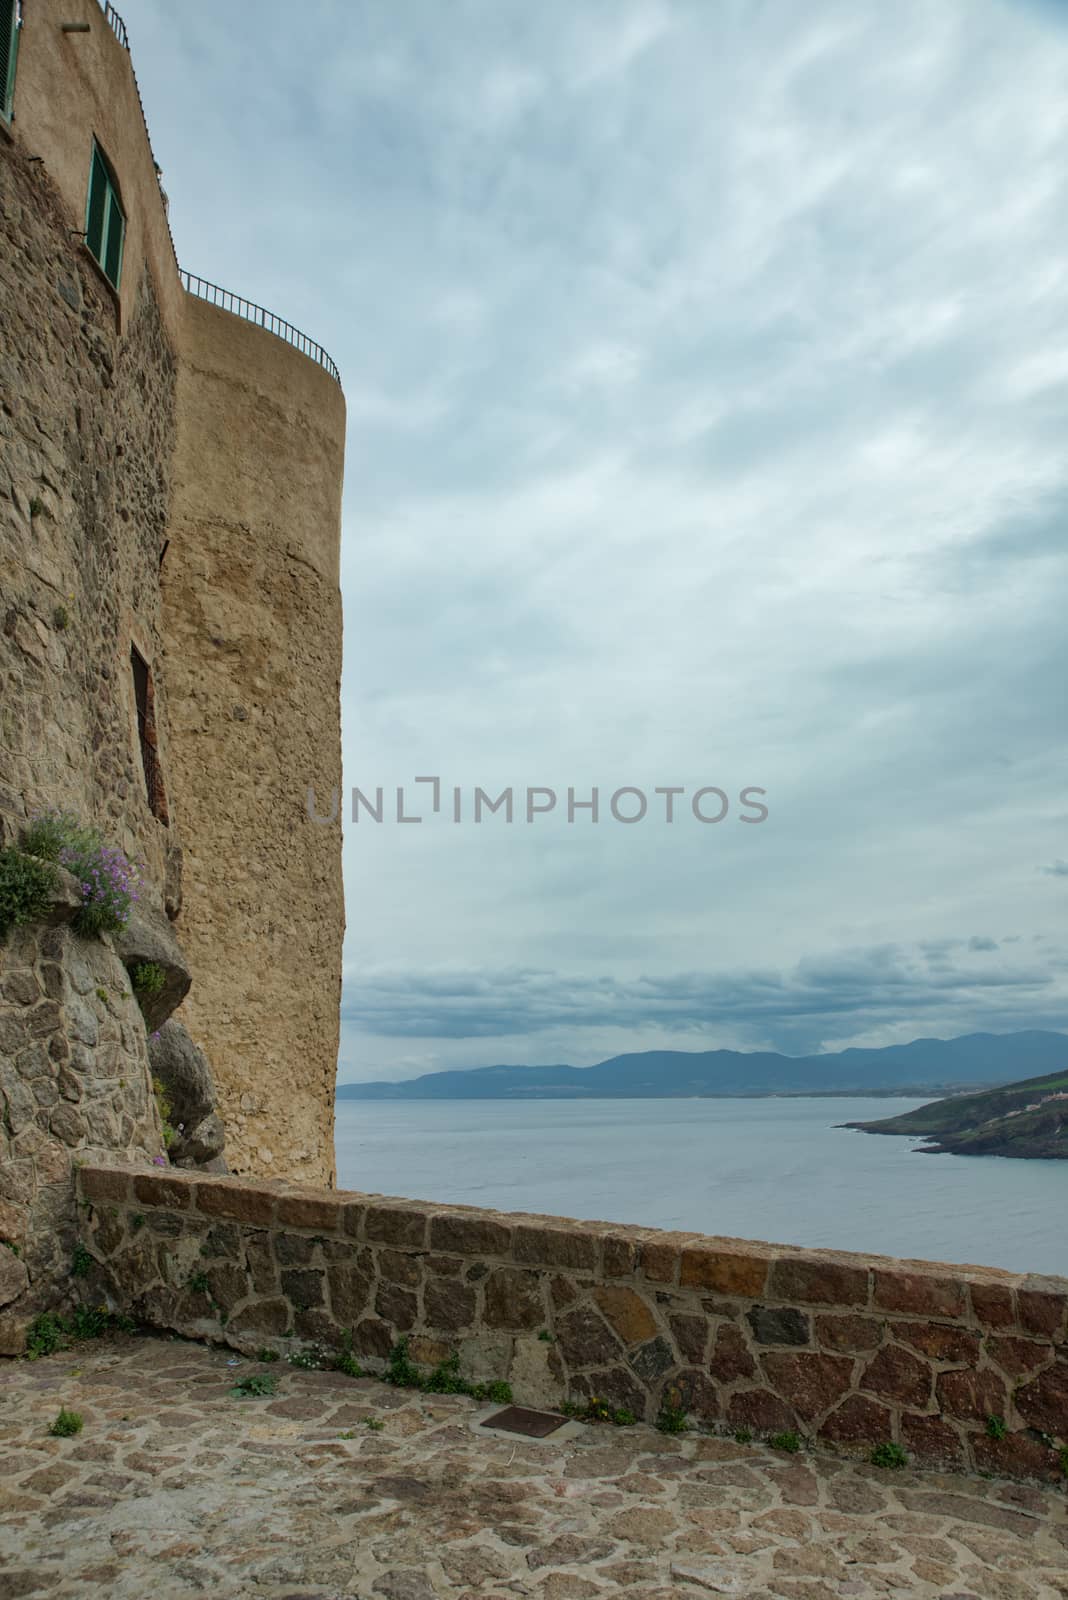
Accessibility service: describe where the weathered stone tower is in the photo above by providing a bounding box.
[0,0,345,1190]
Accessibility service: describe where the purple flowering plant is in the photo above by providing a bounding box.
[67,844,140,936]
[22,809,141,937]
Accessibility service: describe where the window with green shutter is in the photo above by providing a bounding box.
[85,142,126,291]
[1,0,21,123]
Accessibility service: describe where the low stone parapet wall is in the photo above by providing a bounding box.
[0,915,166,1351]
[77,1165,1068,1481]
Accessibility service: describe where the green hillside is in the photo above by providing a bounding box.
[844,1069,1068,1159]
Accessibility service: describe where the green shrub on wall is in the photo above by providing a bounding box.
[22,810,96,862]
[132,962,166,997]
[0,847,57,939]
[152,1077,178,1150]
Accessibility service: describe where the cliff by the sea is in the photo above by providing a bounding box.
[844,1068,1068,1158]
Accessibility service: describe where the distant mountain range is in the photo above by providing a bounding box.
[335,1030,1068,1101]
[844,1067,1068,1159]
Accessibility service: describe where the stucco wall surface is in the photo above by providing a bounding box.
[163,296,346,1185]
[8,0,184,340]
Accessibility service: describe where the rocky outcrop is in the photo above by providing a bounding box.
[174,1112,227,1172]
[148,1020,226,1172]
[846,1068,1068,1159]
[116,903,192,1032]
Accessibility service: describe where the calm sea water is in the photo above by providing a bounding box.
[334,1097,1067,1277]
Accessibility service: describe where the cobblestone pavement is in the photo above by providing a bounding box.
[0,1336,1066,1600]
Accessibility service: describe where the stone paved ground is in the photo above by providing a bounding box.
[0,1336,1066,1600]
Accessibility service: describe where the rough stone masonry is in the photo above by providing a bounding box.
[77,1163,1068,1484]
[1,1332,1066,1599]
[1,0,346,1191]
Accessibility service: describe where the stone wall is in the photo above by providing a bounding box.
[77,1165,1068,1483]
[8,0,185,345]
[2,0,347,1195]
[0,887,167,1352]
[162,297,346,1186]
[0,126,180,904]
[1,90,186,1338]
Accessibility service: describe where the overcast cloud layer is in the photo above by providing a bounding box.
[124,0,1068,1080]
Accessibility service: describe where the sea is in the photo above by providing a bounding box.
[334,1096,1067,1278]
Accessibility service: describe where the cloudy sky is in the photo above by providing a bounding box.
[123,0,1067,1081]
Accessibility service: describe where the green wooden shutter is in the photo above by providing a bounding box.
[86,147,108,261]
[1,0,19,122]
[103,194,125,287]
[85,143,126,291]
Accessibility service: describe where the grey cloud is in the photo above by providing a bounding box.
[341,939,1068,1057]
[119,0,1068,1079]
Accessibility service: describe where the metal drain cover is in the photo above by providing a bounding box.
[481,1405,568,1438]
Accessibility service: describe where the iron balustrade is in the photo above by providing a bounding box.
[93,1,179,269]
[179,271,342,385]
[92,4,340,385]
[102,3,128,47]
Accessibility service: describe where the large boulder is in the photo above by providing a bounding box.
[148,1021,227,1171]
[148,1019,214,1128]
[174,1111,227,1171]
[114,902,191,1030]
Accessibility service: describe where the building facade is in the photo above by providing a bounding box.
[0,0,345,1184]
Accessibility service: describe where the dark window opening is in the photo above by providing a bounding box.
[131,646,169,825]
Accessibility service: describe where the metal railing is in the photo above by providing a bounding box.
[179,271,342,385]
[93,4,340,386]
[102,2,128,48]
[94,2,180,269]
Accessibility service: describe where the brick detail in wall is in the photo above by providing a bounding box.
[77,1166,1068,1483]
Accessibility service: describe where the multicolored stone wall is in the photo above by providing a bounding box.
[0,899,167,1352]
[3,1,346,1194]
[76,1165,1068,1483]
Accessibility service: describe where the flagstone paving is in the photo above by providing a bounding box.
[0,1335,1066,1599]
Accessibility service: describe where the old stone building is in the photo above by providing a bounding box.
[2,7,1067,1512]
[0,0,346,1329]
